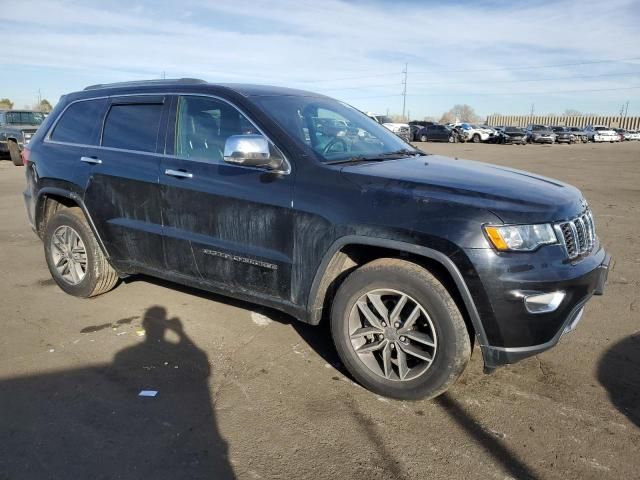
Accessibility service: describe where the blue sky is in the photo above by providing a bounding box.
[1,0,640,119]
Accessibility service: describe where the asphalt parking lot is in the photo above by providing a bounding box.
[0,142,638,480]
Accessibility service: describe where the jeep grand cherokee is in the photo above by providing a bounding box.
[22,79,610,400]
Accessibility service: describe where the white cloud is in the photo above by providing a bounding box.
[1,0,639,115]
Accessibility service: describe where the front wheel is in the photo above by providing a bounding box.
[44,207,119,297]
[7,140,23,166]
[330,259,471,400]
[472,134,480,143]
[420,135,428,142]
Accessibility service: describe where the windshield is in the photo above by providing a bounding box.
[376,115,393,124]
[505,128,524,133]
[5,111,45,125]
[594,126,609,131]
[251,95,415,163]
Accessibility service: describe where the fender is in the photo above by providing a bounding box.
[305,235,490,350]
[35,186,112,260]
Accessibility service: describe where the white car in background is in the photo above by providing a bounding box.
[585,125,620,142]
[626,130,640,140]
[454,122,491,143]
[367,113,411,141]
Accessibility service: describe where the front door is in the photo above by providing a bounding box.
[159,95,294,299]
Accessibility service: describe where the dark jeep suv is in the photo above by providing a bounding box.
[23,79,610,400]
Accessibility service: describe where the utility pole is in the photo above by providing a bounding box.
[624,100,629,117]
[401,63,408,122]
[530,104,534,122]
[161,71,166,80]
[37,88,42,106]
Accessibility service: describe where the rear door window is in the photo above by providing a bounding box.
[50,99,107,145]
[102,101,164,153]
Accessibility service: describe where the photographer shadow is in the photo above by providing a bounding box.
[597,333,640,427]
[0,306,235,479]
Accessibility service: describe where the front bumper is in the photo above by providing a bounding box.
[462,246,611,369]
[593,135,617,142]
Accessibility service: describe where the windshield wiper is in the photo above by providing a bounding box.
[325,149,422,165]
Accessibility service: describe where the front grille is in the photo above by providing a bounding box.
[556,210,596,259]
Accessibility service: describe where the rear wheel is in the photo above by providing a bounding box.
[472,134,480,143]
[8,140,22,166]
[330,259,471,400]
[44,207,119,297]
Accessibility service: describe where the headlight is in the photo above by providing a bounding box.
[484,224,557,252]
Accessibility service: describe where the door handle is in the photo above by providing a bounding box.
[80,156,102,165]
[164,169,193,179]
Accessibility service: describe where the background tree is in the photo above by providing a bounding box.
[440,104,480,123]
[0,98,13,109]
[35,99,53,113]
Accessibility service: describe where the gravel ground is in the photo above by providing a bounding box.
[0,141,638,480]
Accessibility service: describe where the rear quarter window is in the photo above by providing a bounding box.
[102,102,163,153]
[50,99,107,145]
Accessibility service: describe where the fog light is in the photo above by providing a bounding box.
[524,291,565,314]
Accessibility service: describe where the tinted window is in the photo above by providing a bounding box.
[6,111,45,125]
[102,102,163,152]
[175,96,260,163]
[51,99,107,145]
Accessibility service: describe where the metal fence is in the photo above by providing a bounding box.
[485,115,640,130]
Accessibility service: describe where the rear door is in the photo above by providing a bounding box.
[82,95,168,271]
[159,94,294,299]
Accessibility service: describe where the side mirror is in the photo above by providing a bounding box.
[223,134,283,170]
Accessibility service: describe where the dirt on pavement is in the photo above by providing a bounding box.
[0,141,638,480]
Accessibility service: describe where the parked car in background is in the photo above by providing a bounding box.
[551,126,575,144]
[455,123,491,143]
[416,124,459,143]
[613,128,631,141]
[497,127,527,145]
[409,124,423,142]
[23,79,610,400]
[0,110,46,165]
[368,113,411,141]
[568,126,589,143]
[526,124,556,144]
[585,125,619,142]
[625,130,640,141]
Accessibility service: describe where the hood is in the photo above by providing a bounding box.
[340,155,585,223]
[6,125,40,133]
[382,122,409,129]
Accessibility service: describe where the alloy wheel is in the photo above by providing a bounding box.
[348,289,438,381]
[50,225,88,285]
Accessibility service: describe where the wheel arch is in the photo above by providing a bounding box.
[305,236,489,349]
[35,187,112,260]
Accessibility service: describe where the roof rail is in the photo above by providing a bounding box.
[84,78,208,91]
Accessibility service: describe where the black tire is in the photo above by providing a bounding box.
[420,134,428,142]
[8,140,23,166]
[330,258,471,400]
[472,134,480,143]
[43,207,119,298]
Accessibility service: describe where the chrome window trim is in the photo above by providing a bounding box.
[43,91,292,175]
